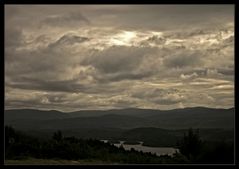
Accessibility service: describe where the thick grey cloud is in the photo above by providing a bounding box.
[5,28,23,48]
[5,5,234,111]
[164,50,203,68]
[81,46,159,82]
[6,77,87,93]
[82,46,145,74]
[73,5,232,31]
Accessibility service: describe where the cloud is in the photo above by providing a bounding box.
[80,46,160,82]
[82,46,144,73]
[143,35,166,45]
[164,50,203,68]
[5,28,23,48]
[89,5,234,31]
[48,33,89,48]
[4,5,234,111]
[6,77,87,93]
[131,88,186,105]
[152,93,186,105]
[206,69,222,77]
[40,12,90,27]
[180,72,198,80]
[217,67,234,76]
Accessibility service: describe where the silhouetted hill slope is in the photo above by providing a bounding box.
[5,109,69,120]
[68,108,159,118]
[5,107,234,129]
[5,114,154,130]
[120,127,234,146]
[16,127,234,147]
[145,107,234,129]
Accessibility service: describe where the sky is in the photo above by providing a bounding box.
[5,5,234,112]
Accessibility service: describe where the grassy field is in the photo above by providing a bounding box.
[5,158,117,165]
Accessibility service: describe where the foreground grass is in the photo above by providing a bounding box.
[5,158,117,165]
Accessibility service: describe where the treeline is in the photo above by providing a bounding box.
[5,126,234,164]
[5,126,186,164]
[176,128,234,164]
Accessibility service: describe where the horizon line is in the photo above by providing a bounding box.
[4,106,235,113]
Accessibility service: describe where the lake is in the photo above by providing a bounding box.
[101,140,179,156]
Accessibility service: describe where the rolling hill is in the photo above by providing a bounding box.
[5,107,234,130]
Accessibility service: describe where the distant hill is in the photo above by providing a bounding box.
[145,107,235,129]
[5,109,69,120]
[5,114,154,130]
[5,107,234,130]
[67,108,160,118]
[120,127,234,147]
[13,127,234,147]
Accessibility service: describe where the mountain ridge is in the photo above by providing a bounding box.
[5,107,234,130]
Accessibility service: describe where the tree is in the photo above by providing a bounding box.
[52,130,63,142]
[5,126,16,148]
[178,128,202,162]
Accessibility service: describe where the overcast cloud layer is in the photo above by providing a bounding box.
[5,5,234,111]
